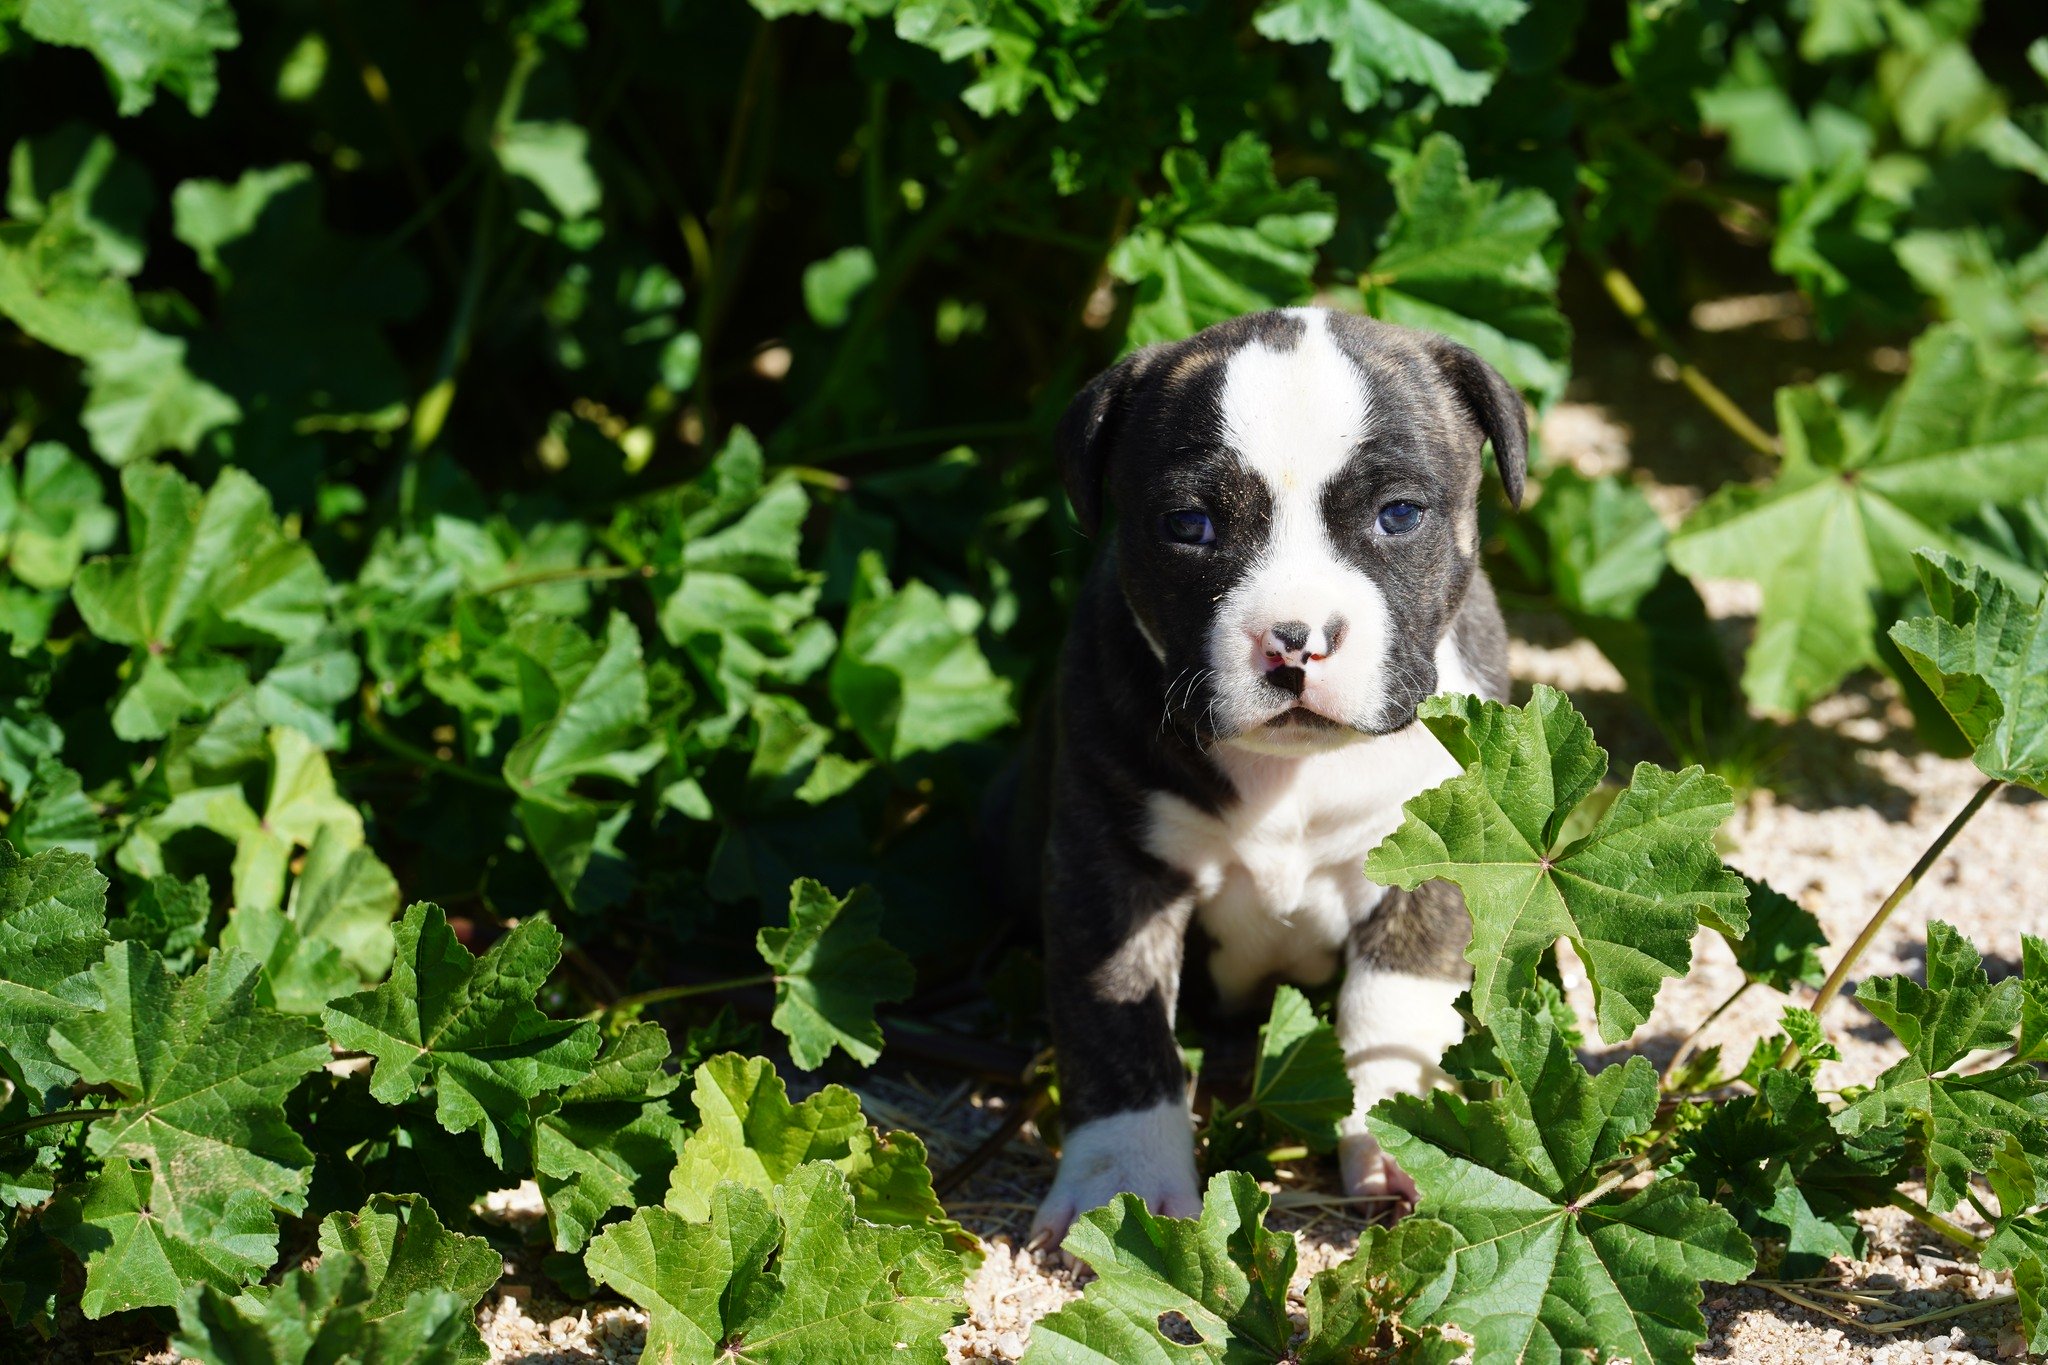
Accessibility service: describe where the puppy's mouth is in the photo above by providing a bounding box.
[1263,707,1344,731]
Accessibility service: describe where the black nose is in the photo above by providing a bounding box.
[1264,665,1305,698]
[1270,620,1311,653]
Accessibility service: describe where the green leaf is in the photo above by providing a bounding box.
[9,758,103,856]
[6,124,153,277]
[1670,326,2048,716]
[46,1158,281,1317]
[1025,1170,1456,1363]
[0,442,117,590]
[0,840,109,1107]
[1252,0,1525,111]
[802,246,876,329]
[172,1250,482,1365]
[1367,999,1755,1364]
[1891,551,2048,793]
[667,1053,963,1248]
[755,879,914,1069]
[1984,1213,2048,1353]
[505,611,662,797]
[497,121,602,220]
[17,0,238,115]
[108,872,210,973]
[80,329,240,466]
[829,553,1013,763]
[1364,685,1747,1041]
[322,902,600,1166]
[0,190,140,356]
[121,727,364,913]
[73,464,328,736]
[1724,876,1828,993]
[1108,134,1336,348]
[315,1193,501,1333]
[1240,984,1352,1152]
[1834,921,2048,1212]
[1355,133,1569,400]
[219,902,356,1015]
[46,943,329,1310]
[586,1161,965,1363]
[534,1024,686,1252]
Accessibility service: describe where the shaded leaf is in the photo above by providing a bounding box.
[755,879,914,1068]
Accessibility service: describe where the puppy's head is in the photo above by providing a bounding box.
[1059,307,1525,753]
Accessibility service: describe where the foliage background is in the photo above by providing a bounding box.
[1,0,2047,1354]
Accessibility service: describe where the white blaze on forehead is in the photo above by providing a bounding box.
[1207,309,1396,736]
[1217,308,1374,481]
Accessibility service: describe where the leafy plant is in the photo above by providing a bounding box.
[1,0,2045,1357]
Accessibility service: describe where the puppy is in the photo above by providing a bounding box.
[1030,307,1525,1242]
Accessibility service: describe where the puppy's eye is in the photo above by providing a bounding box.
[1161,509,1215,545]
[1377,501,1425,535]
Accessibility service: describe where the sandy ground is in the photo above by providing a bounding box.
[121,398,2048,1363]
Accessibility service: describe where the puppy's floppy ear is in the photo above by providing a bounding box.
[1427,338,1529,509]
[1057,343,1169,536]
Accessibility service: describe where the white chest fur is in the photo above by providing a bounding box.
[1141,648,1477,1007]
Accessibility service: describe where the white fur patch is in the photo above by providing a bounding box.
[1145,635,1481,1006]
[1031,1099,1201,1243]
[1335,967,1466,1138]
[1205,308,1397,737]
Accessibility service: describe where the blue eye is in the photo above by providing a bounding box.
[1377,501,1424,535]
[1162,510,1215,545]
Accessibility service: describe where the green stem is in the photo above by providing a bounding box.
[1578,240,1780,458]
[357,691,513,793]
[863,79,890,257]
[1886,1189,1987,1253]
[1661,979,1750,1089]
[1783,778,2004,1068]
[796,419,1038,464]
[402,35,540,519]
[470,562,655,596]
[0,1108,113,1139]
[692,19,778,441]
[605,974,776,1019]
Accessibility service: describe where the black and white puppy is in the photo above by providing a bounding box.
[1031,306,1525,1242]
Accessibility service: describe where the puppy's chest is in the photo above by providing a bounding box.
[1142,727,1459,992]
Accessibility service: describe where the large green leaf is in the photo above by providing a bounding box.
[1252,0,1525,110]
[17,0,238,115]
[1107,134,1335,348]
[47,944,329,1311]
[1025,1170,1457,1363]
[828,554,1013,764]
[0,841,109,1107]
[46,1159,280,1317]
[666,1053,960,1247]
[1834,921,2048,1212]
[1890,551,2048,793]
[755,879,914,1068]
[79,329,239,467]
[534,1024,686,1252]
[323,903,600,1166]
[314,1193,500,1348]
[1365,685,1748,1041]
[1670,326,2048,716]
[1368,1000,1755,1363]
[1355,133,1569,399]
[586,1161,964,1363]
[0,190,140,356]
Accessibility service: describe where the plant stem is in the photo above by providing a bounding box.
[1578,241,1780,458]
[1661,979,1751,1088]
[470,562,655,596]
[1783,778,2004,1067]
[605,974,776,1019]
[796,419,1039,464]
[1885,1190,1987,1253]
[357,689,512,793]
[692,18,778,441]
[0,1108,113,1139]
[402,34,538,520]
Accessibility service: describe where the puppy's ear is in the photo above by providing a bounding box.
[1428,338,1528,509]
[1057,344,1169,537]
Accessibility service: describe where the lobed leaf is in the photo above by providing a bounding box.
[1890,550,2048,793]
[1365,685,1747,1041]
[756,879,914,1068]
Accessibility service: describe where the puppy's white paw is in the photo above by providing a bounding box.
[1340,1131,1417,1220]
[1029,1100,1200,1251]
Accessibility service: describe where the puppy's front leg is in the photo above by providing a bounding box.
[1337,881,1470,1214]
[1031,855,1201,1246]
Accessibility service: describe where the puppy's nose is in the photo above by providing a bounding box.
[1260,614,1345,668]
